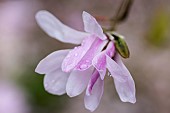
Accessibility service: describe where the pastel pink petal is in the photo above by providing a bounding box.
[92,52,106,80]
[35,49,70,74]
[86,70,100,96]
[114,54,136,103]
[84,77,104,112]
[66,67,94,97]
[62,35,96,72]
[75,37,108,71]
[44,69,69,95]
[92,42,115,80]
[114,76,136,103]
[105,42,115,57]
[106,55,128,82]
[62,35,107,72]
[82,11,107,40]
[36,10,90,44]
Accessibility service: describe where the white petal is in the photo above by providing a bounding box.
[36,10,90,44]
[44,69,69,95]
[114,75,136,103]
[106,55,128,82]
[35,49,70,74]
[36,50,70,95]
[66,67,94,97]
[84,77,104,112]
[114,54,136,103]
[82,11,106,40]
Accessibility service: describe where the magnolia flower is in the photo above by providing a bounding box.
[35,10,136,112]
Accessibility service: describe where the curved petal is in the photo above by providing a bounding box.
[106,55,128,82]
[44,69,69,95]
[62,35,96,72]
[62,35,107,72]
[36,10,90,44]
[84,77,104,112]
[82,11,107,40]
[114,76,136,103]
[86,70,100,96]
[92,51,107,80]
[66,67,94,97]
[35,49,70,74]
[75,38,107,71]
[113,54,136,103]
[92,42,115,80]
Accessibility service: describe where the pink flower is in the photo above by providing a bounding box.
[35,10,136,112]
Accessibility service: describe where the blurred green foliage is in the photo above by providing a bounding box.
[146,9,170,47]
[17,65,68,113]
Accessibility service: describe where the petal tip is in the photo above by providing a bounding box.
[66,84,79,97]
[35,65,44,74]
[129,97,136,104]
[82,11,87,15]
[86,88,92,96]
[122,98,136,104]
[35,68,40,74]
[66,92,75,98]
[61,67,69,73]
[85,102,98,112]
[44,86,65,96]
[35,10,50,21]
[82,11,90,17]
[85,104,96,112]
[100,75,105,80]
[100,35,107,40]
[120,95,136,104]
[66,88,80,97]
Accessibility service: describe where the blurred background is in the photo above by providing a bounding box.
[0,0,170,113]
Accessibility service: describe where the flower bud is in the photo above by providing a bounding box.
[112,33,130,58]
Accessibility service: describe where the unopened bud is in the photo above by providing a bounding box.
[111,32,130,58]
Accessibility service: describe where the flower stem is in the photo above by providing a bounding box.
[109,0,134,31]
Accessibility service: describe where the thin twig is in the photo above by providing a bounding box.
[109,0,134,31]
